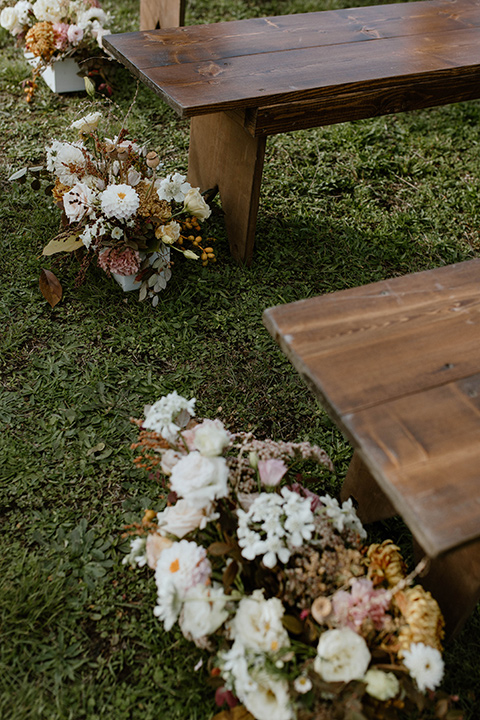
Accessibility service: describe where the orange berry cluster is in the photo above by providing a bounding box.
[179,216,217,266]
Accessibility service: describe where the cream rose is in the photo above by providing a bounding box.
[183,187,211,221]
[156,499,214,538]
[169,451,229,508]
[231,590,290,654]
[192,419,230,457]
[71,112,102,135]
[1,7,19,32]
[156,220,181,245]
[314,628,371,683]
[180,583,229,638]
[363,668,400,700]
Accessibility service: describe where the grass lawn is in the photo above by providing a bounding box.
[1,0,479,717]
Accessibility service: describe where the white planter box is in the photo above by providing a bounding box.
[24,51,85,94]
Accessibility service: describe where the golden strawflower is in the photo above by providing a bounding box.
[52,179,72,203]
[25,21,56,61]
[367,540,407,588]
[136,180,171,219]
[395,586,444,655]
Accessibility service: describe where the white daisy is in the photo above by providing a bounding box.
[100,183,140,221]
[402,643,444,692]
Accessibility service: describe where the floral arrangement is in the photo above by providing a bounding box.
[37,110,215,306]
[0,0,113,100]
[122,392,459,720]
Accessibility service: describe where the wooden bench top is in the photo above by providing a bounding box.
[104,0,480,127]
[263,259,480,559]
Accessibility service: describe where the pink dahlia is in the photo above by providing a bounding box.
[53,22,69,50]
[97,247,141,276]
[332,578,391,632]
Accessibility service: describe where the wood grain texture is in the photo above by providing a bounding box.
[263,259,480,558]
[104,0,480,118]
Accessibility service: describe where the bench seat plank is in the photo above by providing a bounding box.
[105,0,480,118]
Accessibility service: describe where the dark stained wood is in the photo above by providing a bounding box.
[188,112,266,264]
[140,0,185,31]
[103,0,480,264]
[263,259,480,634]
[104,0,480,118]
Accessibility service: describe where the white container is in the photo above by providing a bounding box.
[24,51,85,93]
[111,249,171,293]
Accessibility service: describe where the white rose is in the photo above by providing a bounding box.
[169,451,229,508]
[180,583,229,638]
[314,628,371,683]
[231,590,290,654]
[71,112,102,135]
[363,668,400,700]
[1,6,19,32]
[156,499,212,538]
[183,187,211,221]
[242,674,293,720]
[192,419,230,457]
[156,220,181,245]
[33,0,63,22]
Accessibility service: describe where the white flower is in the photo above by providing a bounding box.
[402,643,444,693]
[363,668,400,700]
[156,498,217,538]
[180,583,229,638]
[143,392,196,441]
[183,187,211,220]
[156,220,181,245]
[157,172,191,202]
[101,184,140,221]
[192,419,230,457]
[33,0,63,22]
[219,641,258,695]
[122,537,147,567]
[111,226,123,240]
[145,533,173,569]
[77,6,109,29]
[242,674,293,720]
[94,26,110,49]
[67,24,83,45]
[231,590,290,654]
[154,539,211,630]
[293,675,312,694]
[169,452,229,509]
[160,448,183,475]
[127,168,142,186]
[319,495,367,538]
[15,0,32,24]
[46,141,87,185]
[314,628,371,683]
[71,112,102,135]
[1,6,19,32]
[79,224,94,249]
[63,182,95,222]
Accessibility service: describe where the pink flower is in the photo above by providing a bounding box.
[53,22,69,49]
[97,247,141,276]
[258,459,288,487]
[332,578,390,632]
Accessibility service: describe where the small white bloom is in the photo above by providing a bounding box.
[67,24,83,46]
[169,452,229,509]
[127,168,142,186]
[122,536,147,567]
[402,643,444,693]
[293,675,312,694]
[363,668,400,700]
[180,583,229,638]
[183,186,211,221]
[71,112,102,135]
[143,392,196,441]
[319,495,367,538]
[314,628,371,683]
[111,226,123,240]
[157,172,191,203]
[231,590,290,654]
[79,224,94,249]
[101,184,140,221]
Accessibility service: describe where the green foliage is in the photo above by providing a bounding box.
[0,0,479,717]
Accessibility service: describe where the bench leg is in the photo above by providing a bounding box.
[188,112,266,265]
[340,450,397,524]
[139,0,185,30]
[413,538,480,640]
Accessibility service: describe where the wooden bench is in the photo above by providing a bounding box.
[263,258,480,639]
[105,0,480,264]
[139,0,184,31]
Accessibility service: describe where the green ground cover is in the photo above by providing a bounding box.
[1,0,479,717]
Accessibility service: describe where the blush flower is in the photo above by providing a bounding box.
[100,183,140,220]
[67,24,84,45]
[258,458,288,487]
